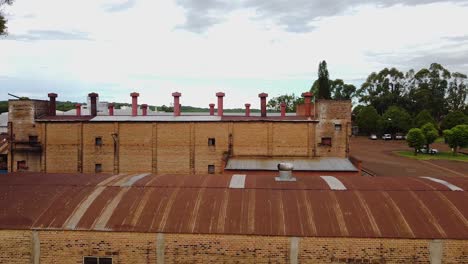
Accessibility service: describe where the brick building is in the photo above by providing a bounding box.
[7,91,357,175]
[0,172,466,263]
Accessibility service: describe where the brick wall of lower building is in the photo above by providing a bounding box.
[0,230,466,263]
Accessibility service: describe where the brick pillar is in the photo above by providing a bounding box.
[302,92,312,116]
[258,92,268,117]
[88,93,98,117]
[280,102,286,117]
[209,103,215,116]
[130,92,139,116]
[141,104,148,116]
[245,103,251,117]
[48,93,57,116]
[172,92,181,116]
[108,103,114,116]
[75,103,82,116]
[216,92,225,116]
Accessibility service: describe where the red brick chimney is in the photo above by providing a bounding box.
[172,92,181,116]
[209,103,215,116]
[130,92,139,116]
[302,92,312,116]
[245,103,251,117]
[88,93,98,117]
[108,103,114,116]
[48,93,57,116]
[258,92,268,117]
[280,102,286,117]
[141,104,148,116]
[75,103,82,116]
[216,92,225,116]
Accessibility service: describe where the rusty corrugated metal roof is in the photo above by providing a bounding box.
[0,173,466,239]
[226,157,358,171]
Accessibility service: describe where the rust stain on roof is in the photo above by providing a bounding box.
[0,173,467,239]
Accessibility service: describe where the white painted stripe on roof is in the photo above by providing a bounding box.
[63,186,106,230]
[320,176,347,190]
[229,174,246,189]
[420,177,464,191]
[121,173,151,187]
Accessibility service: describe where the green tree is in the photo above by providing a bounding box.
[414,109,437,129]
[440,111,468,130]
[382,106,412,134]
[330,79,356,100]
[356,105,381,135]
[357,67,408,114]
[267,94,301,112]
[317,61,331,99]
[352,105,365,122]
[446,72,467,112]
[443,125,468,155]
[406,128,425,155]
[420,123,438,150]
[0,0,13,35]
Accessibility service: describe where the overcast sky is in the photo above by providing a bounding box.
[1,0,468,108]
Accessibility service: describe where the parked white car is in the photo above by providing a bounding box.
[382,134,392,140]
[418,148,438,154]
[369,134,377,140]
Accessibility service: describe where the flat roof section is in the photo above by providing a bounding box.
[225,157,358,172]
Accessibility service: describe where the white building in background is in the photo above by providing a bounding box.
[0,112,8,134]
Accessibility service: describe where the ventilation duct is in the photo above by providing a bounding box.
[275,162,296,181]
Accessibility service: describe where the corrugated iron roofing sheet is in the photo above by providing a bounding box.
[0,173,467,239]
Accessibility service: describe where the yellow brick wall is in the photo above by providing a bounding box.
[272,123,310,156]
[45,123,81,173]
[193,123,230,174]
[82,123,115,174]
[0,230,32,264]
[0,230,466,263]
[118,123,153,173]
[232,123,269,156]
[156,123,191,174]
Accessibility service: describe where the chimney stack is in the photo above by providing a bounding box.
[172,92,181,116]
[258,92,268,117]
[88,93,98,117]
[280,102,286,117]
[75,103,81,116]
[130,92,139,116]
[141,104,148,116]
[302,92,312,116]
[209,103,215,116]
[48,93,57,116]
[108,103,114,116]
[216,92,225,116]
[245,103,251,117]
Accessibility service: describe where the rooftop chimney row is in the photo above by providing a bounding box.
[75,103,81,116]
[216,92,225,116]
[258,92,268,117]
[209,103,215,116]
[172,92,181,116]
[130,92,139,117]
[48,93,57,116]
[280,102,286,117]
[108,103,114,116]
[88,92,98,117]
[245,103,251,117]
[141,104,148,116]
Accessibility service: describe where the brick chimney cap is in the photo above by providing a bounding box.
[108,103,114,107]
[75,103,82,107]
[258,92,268,98]
[130,92,140,97]
[172,92,182,97]
[245,103,251,107]
[302,92,312,97]
[48,93,58,98]
[280,102,286,106]
[88,92,99,98]
[141,104,148,108]
[216,92,225,97]
[209,103,215,107]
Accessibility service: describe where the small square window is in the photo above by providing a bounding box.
[208,165,215,174]
[208,138,216,146]
[99,258,112,264]
[321,137,332,146]
[334,124,342,131]
[95,137,103,146]
[83,257,98,264]
[95,164,102,173]
[29,135,38,143]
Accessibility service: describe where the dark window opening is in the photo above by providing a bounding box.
[95,164,102,173]
[208,138,216,146]
[84,257,112,264]
[17,160,27,171]
[95,137,103,146]
[208,165,215,174]
[334,124,342,131]
[321,137,332,146]
[29,135,38,143]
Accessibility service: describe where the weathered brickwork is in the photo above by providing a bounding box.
[0,230,466,263]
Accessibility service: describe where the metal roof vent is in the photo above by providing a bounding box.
[275,162,296,181]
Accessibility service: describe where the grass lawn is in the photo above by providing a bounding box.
[396,151,468,162]
[434,137,445,143]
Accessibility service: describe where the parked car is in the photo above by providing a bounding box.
[395,133,404,140]
[369,134,377,140]
[382,134,392,140]
[418,148,438,154]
